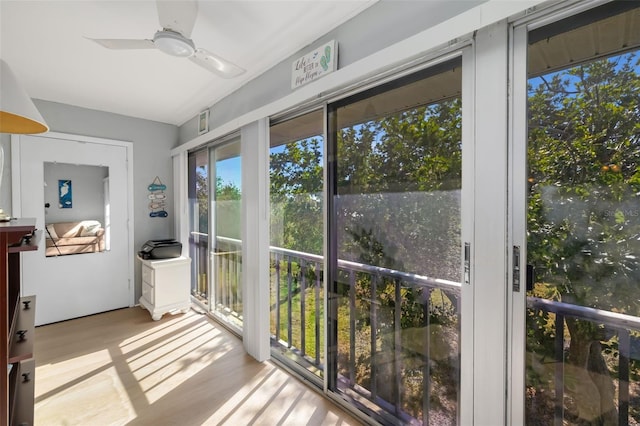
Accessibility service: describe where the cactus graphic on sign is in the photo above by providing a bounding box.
[320,45,331,71]
[291,40,337,89]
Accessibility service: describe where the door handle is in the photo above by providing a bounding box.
[513,246,535,292]
[526,264,535,292]
[464,242,470,285]
[513,246,521,292]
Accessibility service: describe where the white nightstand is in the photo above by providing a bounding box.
[138,256,191,321]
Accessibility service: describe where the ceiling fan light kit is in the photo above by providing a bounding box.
[88,0,245,78]
[153,30,195,57]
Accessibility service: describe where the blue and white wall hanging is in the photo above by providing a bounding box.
[148,176,168,218]
[58,179,72,208]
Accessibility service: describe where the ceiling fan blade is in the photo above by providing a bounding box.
[190,48,245,78]
[88,38,155,50]
[156,0,198,38]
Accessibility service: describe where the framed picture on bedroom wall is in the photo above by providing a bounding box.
[58,179,72,208]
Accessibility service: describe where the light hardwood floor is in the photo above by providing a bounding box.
[34,307,363,425]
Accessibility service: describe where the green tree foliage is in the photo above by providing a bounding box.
[195,165,208,233]
[337,100,462,280]
[528,54,640,310]
[269,94,463,421]
[335,100,462,419]
[527,52,640,424]
[215,176,241,240]
[216,176,240,201]
[270,137,323,254]
[193,165,241,238]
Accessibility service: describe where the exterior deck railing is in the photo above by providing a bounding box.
[271,246,324,367]
[527,297,640,426]
[270,246,462,424]
[214,236,242,324]
[189,235,640,424]
[189,233,242,322]
[189,231,209,301]
[335,259,461,424]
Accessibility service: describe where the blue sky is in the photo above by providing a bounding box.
[528,51,638,95]
[216,156,241,188]
[205,140,321,190]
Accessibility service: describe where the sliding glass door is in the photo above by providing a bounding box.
[188,137,243,332]
[210,137,243,331]
[269,109,325,380]
[512,2,640,424]
[327,58,464,424]
[188,149,209,305]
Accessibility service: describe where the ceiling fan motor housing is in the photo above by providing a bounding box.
[153,30,195,57]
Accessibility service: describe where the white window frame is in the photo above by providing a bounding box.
[507,1,619,424]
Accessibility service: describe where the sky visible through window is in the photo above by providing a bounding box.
[528,51,639,95]
[214,52,638,191]
[215,156,241,190]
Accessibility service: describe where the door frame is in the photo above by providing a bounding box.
[507,21,529,425]
[11,131,135,316]
[321,45,478,424]
[507,2,619,423]
[208,133,243,333]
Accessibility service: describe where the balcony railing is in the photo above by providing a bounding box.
[336,260,461,424]
[270,246,462,424]
[213,236,242,326]
[271,246,324,369]
[189,233,242,328]
[189,235,640,424]
[189,231,209,302]
[527,297,640,426]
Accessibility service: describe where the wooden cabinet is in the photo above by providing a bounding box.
[138,256,191,321]
[1,219,38,426]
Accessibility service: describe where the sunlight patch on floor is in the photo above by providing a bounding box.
[202,365,358,425]
[126,326,233,404]
[34,308,360,425]
[35,349,113,397]
[35,364,136,425]
[118,313,234,404]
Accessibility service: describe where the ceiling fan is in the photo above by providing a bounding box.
[87,0,245,78]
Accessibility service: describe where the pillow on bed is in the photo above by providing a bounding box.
[80,220,102,237]
[45,224,58,240]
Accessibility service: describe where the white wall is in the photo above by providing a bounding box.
[43,163,107,224]
[6,100,178,301]
[178,0,487,143]
[0,134,11,213]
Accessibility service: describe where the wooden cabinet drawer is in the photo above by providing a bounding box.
[9,296,35,364]
[11,359,34,426]
[2,220,38,426]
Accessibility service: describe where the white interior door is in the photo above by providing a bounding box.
[14,133,133,325]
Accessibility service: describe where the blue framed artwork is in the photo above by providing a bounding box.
[58,179,72,208]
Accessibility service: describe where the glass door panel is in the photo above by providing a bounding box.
[269,109,325,380]
[188,149,209,306]
[525,4,640,424]
[210,137,243,331]
[328,58,463,424]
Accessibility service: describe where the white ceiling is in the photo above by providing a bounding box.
[0,0,375,126]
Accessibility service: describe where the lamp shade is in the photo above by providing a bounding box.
[0,59,49,134]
